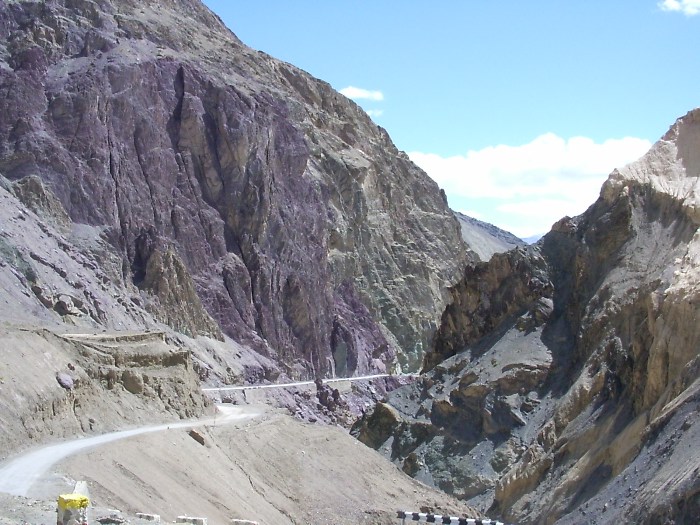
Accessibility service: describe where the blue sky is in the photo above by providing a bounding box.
[202,0,700,238]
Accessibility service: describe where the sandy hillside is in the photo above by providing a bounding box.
[4,404,478,525]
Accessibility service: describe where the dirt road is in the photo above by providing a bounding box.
[0,405,257,497]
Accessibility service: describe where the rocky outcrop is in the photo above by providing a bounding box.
[355,109,700,524]
[0,0,466,378]
[64,331,205,414]
[424,246,552,371]
[140,245,223,339]
[11,174,71,230]
[0,328,209,458]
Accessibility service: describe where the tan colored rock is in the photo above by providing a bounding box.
[142,247,222,340]
[11,175,71,232]
[121,370,144,395]
[353,402,403,449]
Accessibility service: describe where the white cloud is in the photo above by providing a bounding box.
[493,199,586,238]
[339,86,384,101]
[409,134,652,238]
[659,0,700,15]
[365,109,384,118]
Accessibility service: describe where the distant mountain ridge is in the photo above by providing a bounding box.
[454,211,526,261]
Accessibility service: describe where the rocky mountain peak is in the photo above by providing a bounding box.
[602,108,700,219]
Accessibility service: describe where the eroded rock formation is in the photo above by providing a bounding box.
[0,0,466,380]
[355,110,700,524]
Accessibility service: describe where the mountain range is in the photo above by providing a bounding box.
[0,1,697,524]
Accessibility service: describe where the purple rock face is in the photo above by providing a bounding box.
[0,0,466,377]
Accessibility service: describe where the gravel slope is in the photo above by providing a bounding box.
[1,405,479,525]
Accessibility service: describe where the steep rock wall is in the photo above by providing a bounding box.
[0,0,466,376]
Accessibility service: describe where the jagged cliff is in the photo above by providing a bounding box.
[0,0,467,380]
[354,110,700,524]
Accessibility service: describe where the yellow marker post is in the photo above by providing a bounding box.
[57,493,89,525]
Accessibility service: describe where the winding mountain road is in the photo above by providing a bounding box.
[0,372,413,498]
[0,405,256,497]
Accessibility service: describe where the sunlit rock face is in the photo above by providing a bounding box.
[354,109,700,524]
[0,0,467,377]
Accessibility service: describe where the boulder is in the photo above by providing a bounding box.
[56,372,74,390]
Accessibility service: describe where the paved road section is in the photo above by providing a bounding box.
[0,405,256,497]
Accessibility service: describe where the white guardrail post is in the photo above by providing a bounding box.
[396,511,506,525]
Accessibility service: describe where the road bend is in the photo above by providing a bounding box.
[0,405,256,497]
[0,374,417,497]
